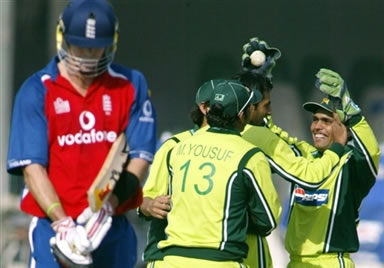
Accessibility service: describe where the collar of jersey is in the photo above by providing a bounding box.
[192,124,200,133]
[208,127,241,136]
[312,150,322,158]
[42,57,61,82]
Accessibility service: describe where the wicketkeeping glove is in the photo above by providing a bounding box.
[50,216,93,268]
[242,37,281,79]
[77,201,113,253]
[315,68,361,122]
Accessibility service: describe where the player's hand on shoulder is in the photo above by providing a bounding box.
[77,201,113,252]
[50,216,93,267]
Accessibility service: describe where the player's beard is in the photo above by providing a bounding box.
[248,114,265,126]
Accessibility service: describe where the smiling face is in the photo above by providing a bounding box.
[310,108,339,151]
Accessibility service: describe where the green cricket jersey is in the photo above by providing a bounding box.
[242,124,345,189]
[284,115,380,256]
[141,127,199,262]
[158,127,281,262]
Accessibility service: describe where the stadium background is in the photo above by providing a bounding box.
[1,0,383,267]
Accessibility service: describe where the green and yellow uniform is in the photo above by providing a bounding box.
[241,122,344,268]
[141,127,200,268]
[244,229,272,268]
[158,127,281,267]
[242,124,345,189]
[285,115,380,267]
[244,115,380,267]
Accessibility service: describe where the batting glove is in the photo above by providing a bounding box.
[242,37,281,79]
[316,68,361,122]
[50,216,93,267]
[77,201,113,253]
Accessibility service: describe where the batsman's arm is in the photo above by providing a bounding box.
[23,163,66,221]
[22,164,94,262]
[127,158,150,182]
[111,158,148,214]
[113,74,156,213]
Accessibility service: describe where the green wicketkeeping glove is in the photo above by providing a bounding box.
[315,68,361,122]
[315,68,347,98]
[242,37,281,79]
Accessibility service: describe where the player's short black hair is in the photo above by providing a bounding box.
[235,71,272,97]
[190,105,205,127]
[207,103,249,129]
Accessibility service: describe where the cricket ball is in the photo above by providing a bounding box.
[250,50,266,67]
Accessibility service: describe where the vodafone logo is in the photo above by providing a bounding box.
[57,110,117,146]
[79,111,96,130]
[143,100,152,117]
[139,100,154,123]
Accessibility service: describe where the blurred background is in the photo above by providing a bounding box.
[1,0,383,267]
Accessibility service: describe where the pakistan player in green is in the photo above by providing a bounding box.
[283,70,380,267]
[239,38,348,268]
[240,37,347,189]
[241,37,380,266]
[242,67,380,266]
[139,79,226,267]
[157,80,281,268]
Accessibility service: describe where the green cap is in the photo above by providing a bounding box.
[210,80,254,117]
[251,88,263,105]
[303,96,342,114]
[195,79,226,105]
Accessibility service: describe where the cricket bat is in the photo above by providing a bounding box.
[87,133,129,212]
